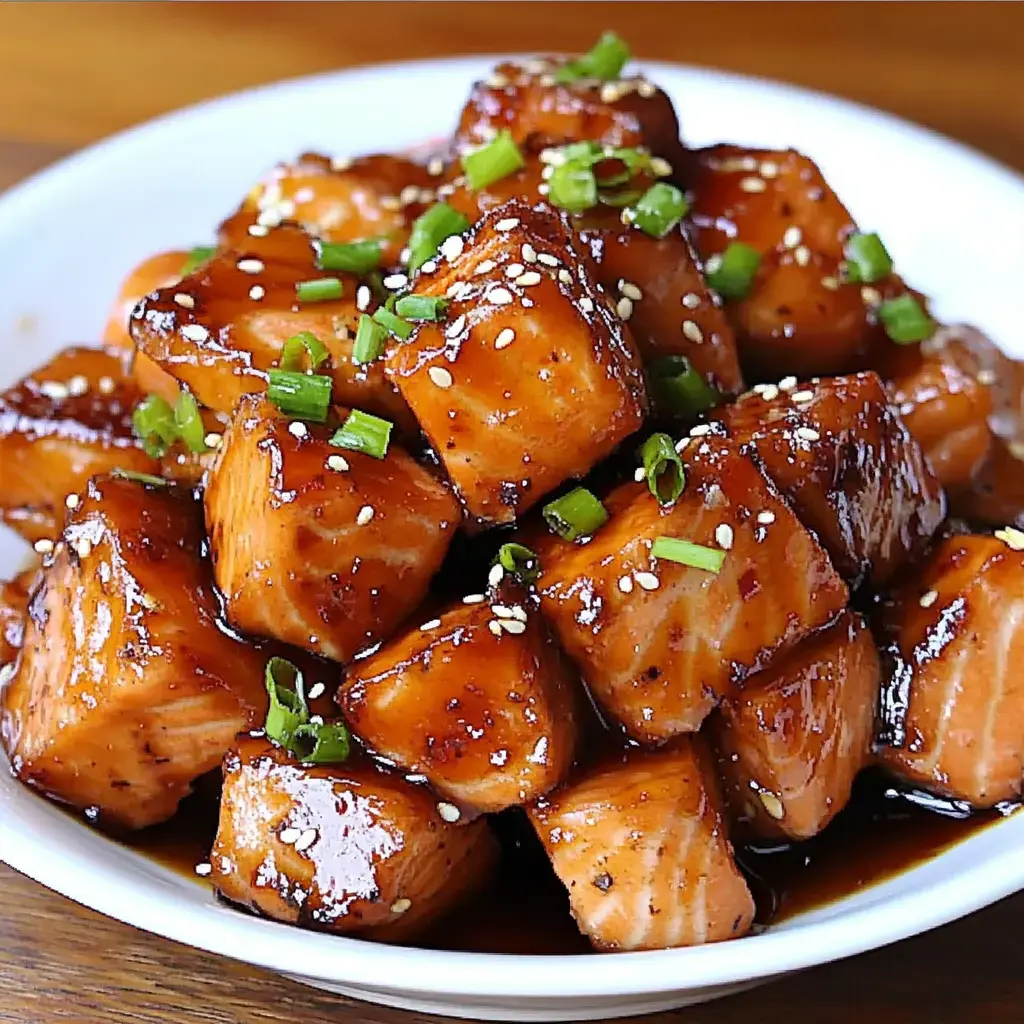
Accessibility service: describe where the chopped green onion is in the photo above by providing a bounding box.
[706,243,761,300]
[651,536,726,573]
[291,720,351,764]
[561,141,603,163]
[353,314,389,364]
[543,487,609,541]
[495,542,540,583]
[329,409,393,459]
[394,294,448,321]
[280,331,330,373]
[111,468,168,487]
[267,369,333,422]
[315,238,384,275]
[409,203,471,273]
[173,391,208,453]
[641,433,685,505]
[597,188,644,209]
[878,294,935,345]
[180,245,216,276]
[549,161,598,212]
[628,183,688,239]
[132,394,178,458]
[648,355,721,419]
[461,129,525,190]
[264,658,308,747]
[843,232,893,284]
[372,306,414,341]
[295,277,343,303]
[555,31,631,84]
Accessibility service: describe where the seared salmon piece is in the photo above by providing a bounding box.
[721,372,945,588]
[339,582,579,813]
[387,200,647,526]
[211,734,498,939]
[689,145,910,381]
[0,569,34,668]
[131,224,414,430]
[714,610,879,840]
[0,346,159,544]
[528,737,754,951]
[533,437,848,742]
[875,532,1024,808]
[205,395,458,663]
[454,59,686,166]
[0,476,269,829]
[219,152,436,266]
[949,436,1024,530]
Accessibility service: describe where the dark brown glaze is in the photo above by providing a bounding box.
[0,568,35,667]
[0,346,160,543]
[204,395,458,663]
[211,734,498,940]
[528,736,755,951]
[532,436,849,743]
[714,609,880,841]
[949,436,1024,529]
[454,59,686,168]
[219,152,437,267]
[387,199,647,527]
[339,581,579,813]
[688,145,909,382]
[874,532,1024,808]
[0,476,270,829]
[131,223,415,430]
[721,372,945,589]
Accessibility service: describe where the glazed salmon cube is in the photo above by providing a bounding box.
[204,395,458,663]
[721,372,945,589]
[219,152,437,267]
[0,476,269,829]
[0,346,159,544]
[131,223,414,430]
[211,734,498,939]
[527,737,755,951]
[386,200,647,526]
[875,532,1024,808]
[339,582,579,813]
[0,568,34,668]
[533,437,848,742]
[949,437,1024,530]
[714,610,880,840]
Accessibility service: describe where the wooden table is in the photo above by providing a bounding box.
[1,3,1023,1021]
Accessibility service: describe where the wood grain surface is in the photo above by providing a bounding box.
[2,3,1023,1022]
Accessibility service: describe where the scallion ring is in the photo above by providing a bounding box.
[648,355,721,419]
[329,409,393,459]
[295,277,343,303]
[315,238,384,276]
[267,369,333,422]
[705,242,761,300]
[641,433,685,505]
[543,487,609,542]
[651,536,726,573]
[353,314,389,364]
[408,203,471,273]
[461,129,525,190]
[555,31,630,84]
[280,331,330,373]
[495,542,540,583]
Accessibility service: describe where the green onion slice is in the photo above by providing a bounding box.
[267,369,333,422]
[111,468,168,487]
[315,238,384,275]
[641,433,685,505]
[461,129,525,190]
[409,203,471,273]
[705,243,761,300]
[555,31,630,84]
[543,487,609,541]
[394,294,448,321]
[264,658,308,746]
[372,306,414,341]
[842,232,893,284]
[878,294,935,345]
[651,536,726,573]
[132,394,178,458]
[291,721,351,764]
[329,409,393,459]
[180,245,217,276]
[296,277,343,303]
[648,355,721,419]
[628,183,688,239]
[353,314,389,364]
[173,391,208,453]
[549,161,598,213]
[495,542,540,583]
[280,331,330,373]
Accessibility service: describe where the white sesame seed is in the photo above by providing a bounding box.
[995,527,1024,551]
[488,563,505,587]
[682,320,703,343]
[782,226,802,249]
[236,258,264,274]
[39,381,69,400]
[681,292,701,310]
[1010,441,1024,461]
[759,384,780,402]
[675,437,691,453]
[383,273,408,290]
[618,575,634,594]
[793,245,811,267]
[74,539,92,559]
[791,389,815,404]
[307,682,327,700]
[778,376,797,391]
[399,184,421,206]
[919,590,939,608]
[537,253,560,268]
[495,217,519,232]
[420,259,438,275]
[67,375,89,397]
[248,224,269,237]
[33,539,54,554]
[98,376,116,395]
[690,423,712,437]
[616,296,633,320]
[399,246,412,265]
[520,243,538,264]
[495,328,516,350]
[379,195,401,211]
[356,285,371,312]
[181,323,210,343]
[474,259,497,275]
[492,604,513,618]
[390,898,412,915]
[194,863,213,877]
[256,208,283,228]
[619,280,643,301]
[427,157,444,176]
[437,802,461,823]
[288,421,308,438]
[356,505,375,526]
[508,605,528,622]
[633,466,647,483]
[820,276,839,291]
[977,369,997,386]
[440,235,464,262]
[715,523,735,550]
[204,432,222,448]
[463,593,485,604]
[65,493,80,510]
[634,571,660,591]
[759,791,785,820]
[331,154,353,171]
[516,271,542,287]
[860,285,882,306]
[293,828,318,852]
[420,618,442,631]
[795,426,821,442]
[638,80,657,98]
[600,82,623,103]
[279,827,302,845]
[428,366,453,389]
[488,619,503,637]
[504,263,525,279]
[327,454,349,473]
[487,286,514,306]
[247,284,265,302]
[620,208,635,226]
[558,269,573,284]
[650,156,673,177]
[446,314,467,338]
[174,293,195,310]
[498,618,526,635]
[759,160,779,179]
[739,176,767,193]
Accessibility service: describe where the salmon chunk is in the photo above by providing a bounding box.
[339,582,579,812]
[528,737,754,951]
[205,395,458,663]
[721,372,945,588]
[949,437,1024,530]
[875,532,1024,808]
[211,734,497,939]
[714,610,879,840]
[0,346,159,543]
[220,152,436,266]
[0,569,34,668]
[131,223,413,429]
[386,200,647,526]
[534,436,848,742]
[689,146,908,381]
[0,475,269,829]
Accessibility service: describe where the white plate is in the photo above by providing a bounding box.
[1,57,1023,1023]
